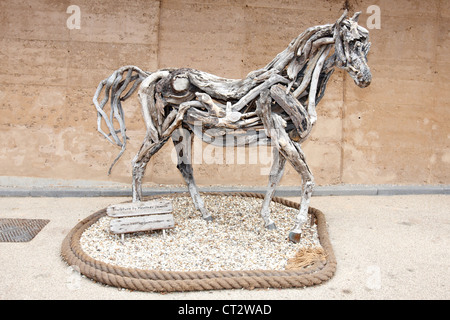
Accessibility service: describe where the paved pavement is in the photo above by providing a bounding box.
[0,194,448,300]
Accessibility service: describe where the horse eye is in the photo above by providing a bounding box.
[363,45,369,60]
[362,42,371,56]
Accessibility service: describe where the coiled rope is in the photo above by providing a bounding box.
[61,192,336,292]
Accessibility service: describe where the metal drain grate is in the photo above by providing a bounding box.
[0,219,50,242]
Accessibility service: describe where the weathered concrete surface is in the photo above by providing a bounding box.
[0,0,449,187]
[0,194,448,299]
[0,176,448,197]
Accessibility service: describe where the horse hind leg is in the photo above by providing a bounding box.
[260,147,287,230]
[132,100,197,202]
[172,127,212,221]
[132,134,169,202]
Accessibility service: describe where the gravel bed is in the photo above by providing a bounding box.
[80,195,322,272]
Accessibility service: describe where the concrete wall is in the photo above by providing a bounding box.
[0,0,448,187]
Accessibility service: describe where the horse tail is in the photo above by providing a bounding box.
[93,65,150,175]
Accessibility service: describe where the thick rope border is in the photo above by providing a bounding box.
[61,192,336,292]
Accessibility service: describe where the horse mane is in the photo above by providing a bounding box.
[263,24,334,76]
[183,22,339,105]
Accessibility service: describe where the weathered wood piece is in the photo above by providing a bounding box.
[307,44,333,124]
[107,200,173,218]
[94,10,372,243]
[110,214,175,234]
[270,85,311,140]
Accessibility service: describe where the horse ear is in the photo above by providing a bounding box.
[334,10,348,67]
[336,9,348,26]
[351,11,362,23]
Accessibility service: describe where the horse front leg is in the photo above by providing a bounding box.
[271,114,314,243]
[260,147,287,230]
[288,141,315,243]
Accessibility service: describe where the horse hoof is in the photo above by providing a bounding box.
[265,223,277,230]
[288,231,302,243]
[203,216,213,222]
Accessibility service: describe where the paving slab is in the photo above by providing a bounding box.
[0,194,448,300]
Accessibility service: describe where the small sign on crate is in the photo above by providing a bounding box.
[107,200,174,242]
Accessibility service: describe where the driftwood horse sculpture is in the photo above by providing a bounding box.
[93,10,371,242]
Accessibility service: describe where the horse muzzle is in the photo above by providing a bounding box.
[352,67,372,88]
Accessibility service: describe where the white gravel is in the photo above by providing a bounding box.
[80,195,322,272]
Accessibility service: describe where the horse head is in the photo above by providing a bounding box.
[334,10,372,88]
